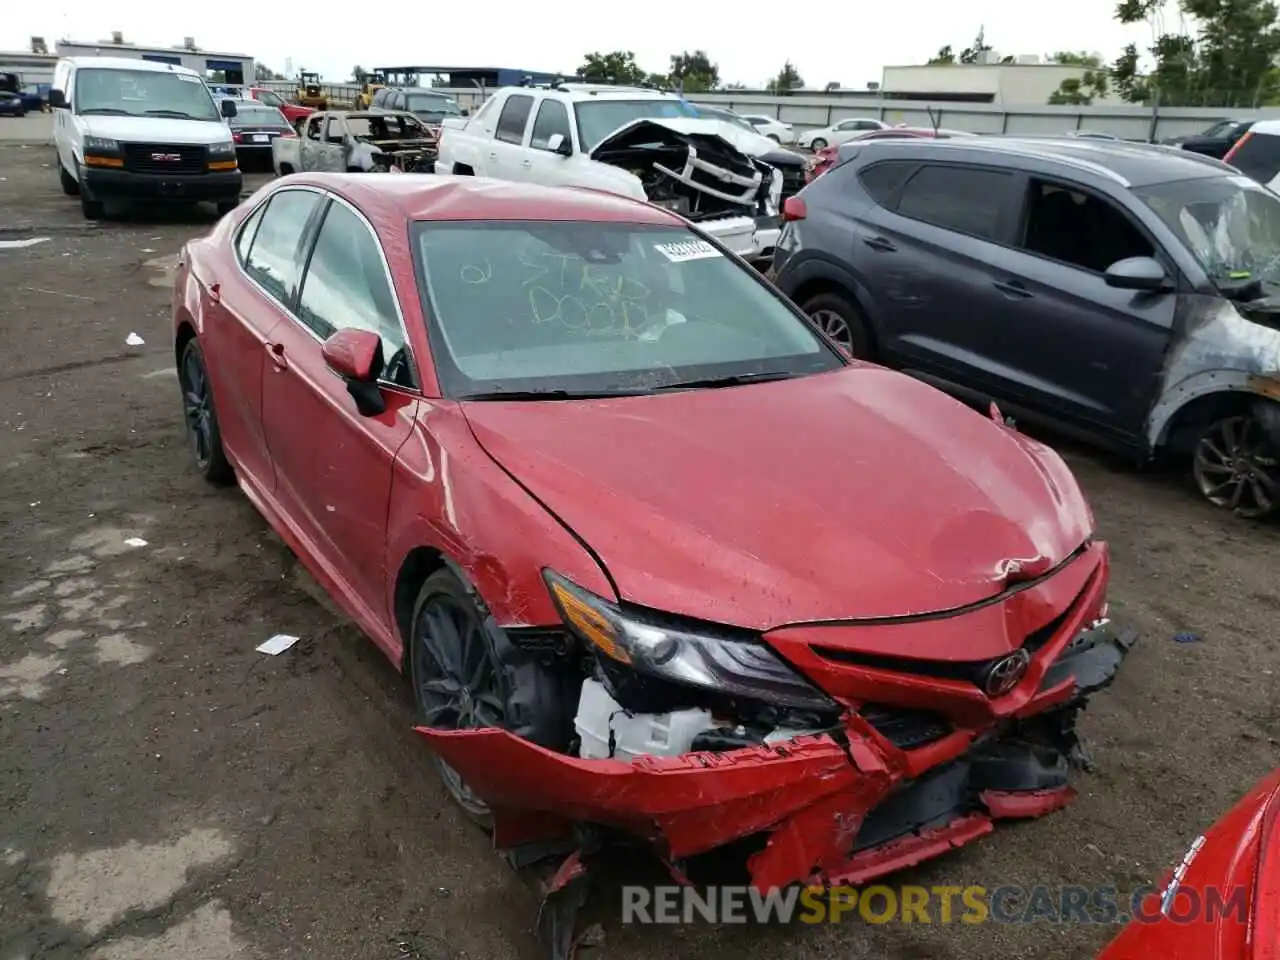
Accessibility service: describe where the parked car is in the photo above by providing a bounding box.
[246,86,314,127]
[19,84,46,111]
[226,100,296,170]
[274,110,437,175]
[1069,130,1120,140]
[1164,119,1253,159]
[688,103,809,212]
[1222,119,1280,191]
[369,86,463,133]
[738,112,796,144]
[0,91,25,117]
[798,117,889,150]
[173,172,1132,954]
[773,137,1280,516]
[435,83,803,265]
[1095,767,1279,960]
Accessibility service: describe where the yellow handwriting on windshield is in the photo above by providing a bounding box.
[519,251,653,336]
[459,258,492,285]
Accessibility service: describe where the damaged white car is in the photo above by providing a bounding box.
[434,83,808,265]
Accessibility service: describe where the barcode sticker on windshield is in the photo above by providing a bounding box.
[177,74,201,83]
[653,239,721,263]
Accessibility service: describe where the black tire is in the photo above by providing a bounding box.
[409,569,569,829]
[801,290,874,359]
[278,162,294,176]
[1191,410,1280,519]
[810,137,828,150]
[80,193,103,220]
[767,133,781,142]
[178,339,235,485]
[59,163,79,196]
[215,200,238,216]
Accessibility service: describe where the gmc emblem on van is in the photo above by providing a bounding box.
[151,153,181,161]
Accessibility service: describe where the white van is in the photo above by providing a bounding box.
[49,57,243,220]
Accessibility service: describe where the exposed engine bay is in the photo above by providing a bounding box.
[591,119,784,221]
[348,114,439,173]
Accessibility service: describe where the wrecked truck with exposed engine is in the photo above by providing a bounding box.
[273,110,437,176]
[433,82,808,265]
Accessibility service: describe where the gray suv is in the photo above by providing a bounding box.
[772,137,1280,517]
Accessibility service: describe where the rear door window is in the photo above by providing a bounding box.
[856,161,919,208]
[895,164,1014,242]
[496,94,534,145]
[244,189,323,303]
[1227,131,1280,186]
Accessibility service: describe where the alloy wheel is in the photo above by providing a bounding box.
[1192,414,1280,518]
[413,595,506,818]
[810,308,854,355]
[180,350,214,470]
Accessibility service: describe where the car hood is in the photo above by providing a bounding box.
[462,366,1093,630]
[590,116,780,160]
[78,114,231,145]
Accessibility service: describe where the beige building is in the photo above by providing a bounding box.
[882,54,1115,106]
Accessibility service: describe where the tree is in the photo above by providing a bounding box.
[927,45,956,64]
[725,81,748,90]
[350,65,368,84]
[766,60,804,92]
[959,26,993,63]
[1110,0,1280,107]
[1047,51,1112,104]
[254,63,284,81]
[576,51,647,86]
[668,50,719,92]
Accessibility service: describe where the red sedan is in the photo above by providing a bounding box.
[246,86,313,126]
[1097,767,1278,960]
[172,174,1133,948]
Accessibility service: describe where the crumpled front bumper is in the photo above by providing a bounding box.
[417,614,1137,891]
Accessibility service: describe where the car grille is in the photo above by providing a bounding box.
[122,143,207,175]
[860,703,952,749]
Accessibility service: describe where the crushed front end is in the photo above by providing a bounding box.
[417,539,1136,947]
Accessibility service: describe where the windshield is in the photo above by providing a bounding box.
[1137,175,1280,287]
[576,98,699,152]
[256,90,284,107]
[231,104,288,126]
[405,93,461,119]
[74,68,220,121]
[696,107,755,132]
[412,221,843,398]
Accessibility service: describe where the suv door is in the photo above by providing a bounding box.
[525,97,577,186]
[299,115,326,170]
[849,160,1023,380]
[489,93,535,180]
[259,196,418,624]
[963,175,1176,442]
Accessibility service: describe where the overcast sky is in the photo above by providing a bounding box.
[4,0,1158,87]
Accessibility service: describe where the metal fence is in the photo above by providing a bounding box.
[256,81,1280,141]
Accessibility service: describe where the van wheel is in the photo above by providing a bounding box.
[80,193,104,221]
[59,163,79,196]
[802,290,873,359]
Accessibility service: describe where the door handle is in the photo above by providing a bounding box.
[265,341,287,370]
[519,159,532,168]
[488,151,498,160]
[993,279,1034,298]
[863,236,896,252]
[208,281,220,304]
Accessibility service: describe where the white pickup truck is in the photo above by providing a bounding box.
[434,83,808,264]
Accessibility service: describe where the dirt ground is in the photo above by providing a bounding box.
[0,141,1277,960]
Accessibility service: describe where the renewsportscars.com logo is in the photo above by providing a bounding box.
[621,884,1250,926]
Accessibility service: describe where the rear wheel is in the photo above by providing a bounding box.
[810,137,828,150]
[178,339,235,485]
[1191,411,1279,518]
[801,290,873,359]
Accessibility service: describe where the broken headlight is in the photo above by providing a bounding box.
[544,569,835,711]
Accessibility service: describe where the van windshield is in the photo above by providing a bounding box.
[74,68,220,121]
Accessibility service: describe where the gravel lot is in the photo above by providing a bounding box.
[1,139,1278,960]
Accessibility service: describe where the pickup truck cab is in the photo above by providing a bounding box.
[49,56,242,220]
[274,110,437,175]
[434,83,795,264]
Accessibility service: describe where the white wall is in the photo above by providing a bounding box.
[882,64,1117,106]
[54,42,254,83]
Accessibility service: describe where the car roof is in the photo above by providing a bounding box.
[1243,118,1280,135]
[293,174,690,226]
[856,136,1236,187]
[62,56,200,76]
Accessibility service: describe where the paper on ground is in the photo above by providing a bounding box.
[124,537,148,548]
[125,332,145,346]
[256,634,300,656]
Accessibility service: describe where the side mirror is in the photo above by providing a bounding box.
[322,329,386,416]
[547,132,573,157]
[1104,256,1172,292]
[48,89,67,109]
[220,99,237,118]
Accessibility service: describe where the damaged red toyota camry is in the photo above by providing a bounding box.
[172,173,1135,952]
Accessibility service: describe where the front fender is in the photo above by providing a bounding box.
[1148,373,1280,448]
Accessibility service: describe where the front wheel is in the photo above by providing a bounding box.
[1191,411,1279,518]
[59,163,79,196]
[809,137,828,150]
[801,290,873,359]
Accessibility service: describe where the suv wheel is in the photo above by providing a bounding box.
[802,291,873,359]
[1192,412,1279,518]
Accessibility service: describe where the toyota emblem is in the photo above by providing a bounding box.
[983,649,1030,697]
